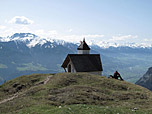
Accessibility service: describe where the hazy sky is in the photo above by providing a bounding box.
[0,0,152,43]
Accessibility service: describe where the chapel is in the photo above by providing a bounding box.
[61,39,103,75]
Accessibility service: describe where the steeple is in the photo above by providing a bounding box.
[77,38,90,54]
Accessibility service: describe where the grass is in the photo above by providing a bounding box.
[16,63,48,71]
[11,104,152,114]
[0,73,50,100]
[0,73,152,113]
[0,64,7,68]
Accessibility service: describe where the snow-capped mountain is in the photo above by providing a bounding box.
[0,33,68,48]
[0,33,152,49]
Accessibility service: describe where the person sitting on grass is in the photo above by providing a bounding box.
[113,71,123,81]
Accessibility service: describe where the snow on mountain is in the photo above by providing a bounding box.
[0,33,68,48]
[0,33,152,49]
[87,39,152,48]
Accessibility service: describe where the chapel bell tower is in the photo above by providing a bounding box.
[77,38,90,54]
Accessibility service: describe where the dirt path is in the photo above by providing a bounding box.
[0,75,52,105]
[0,93,18,104]
[44,76,52,84]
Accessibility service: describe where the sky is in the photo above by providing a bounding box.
[0,0,152,44]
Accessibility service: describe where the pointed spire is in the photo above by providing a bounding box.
[83,37,85,42]
[77,38,90,50]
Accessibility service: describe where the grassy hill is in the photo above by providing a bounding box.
[0,73,152,114]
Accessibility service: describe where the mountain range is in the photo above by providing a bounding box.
[1,33,152,84]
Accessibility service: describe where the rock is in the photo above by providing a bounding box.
[136,67,152,91]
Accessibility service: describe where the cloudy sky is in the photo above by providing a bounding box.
[0,0,152,43]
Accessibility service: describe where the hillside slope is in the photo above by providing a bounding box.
[136,67,152,91]
[0,73,152,114]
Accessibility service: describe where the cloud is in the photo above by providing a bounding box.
[0,25,32,37]
[53,34,104,43]
[48,30,58,35]
[0,25,6,29]
[33,31,104,43]
[144,38,152,42]
[0,24,104,43]
[110,35,138,41]
[33,30,58,38]
[34,29,45,36]
[84,34,104,38]
[8,16,34,25]
[68,29,73,32]
[62,34,104,39]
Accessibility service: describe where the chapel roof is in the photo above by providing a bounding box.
[61,54,103,72]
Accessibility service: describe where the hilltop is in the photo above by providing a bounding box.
[0,73,152,114]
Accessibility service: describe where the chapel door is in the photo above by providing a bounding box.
[68,64,71,72]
